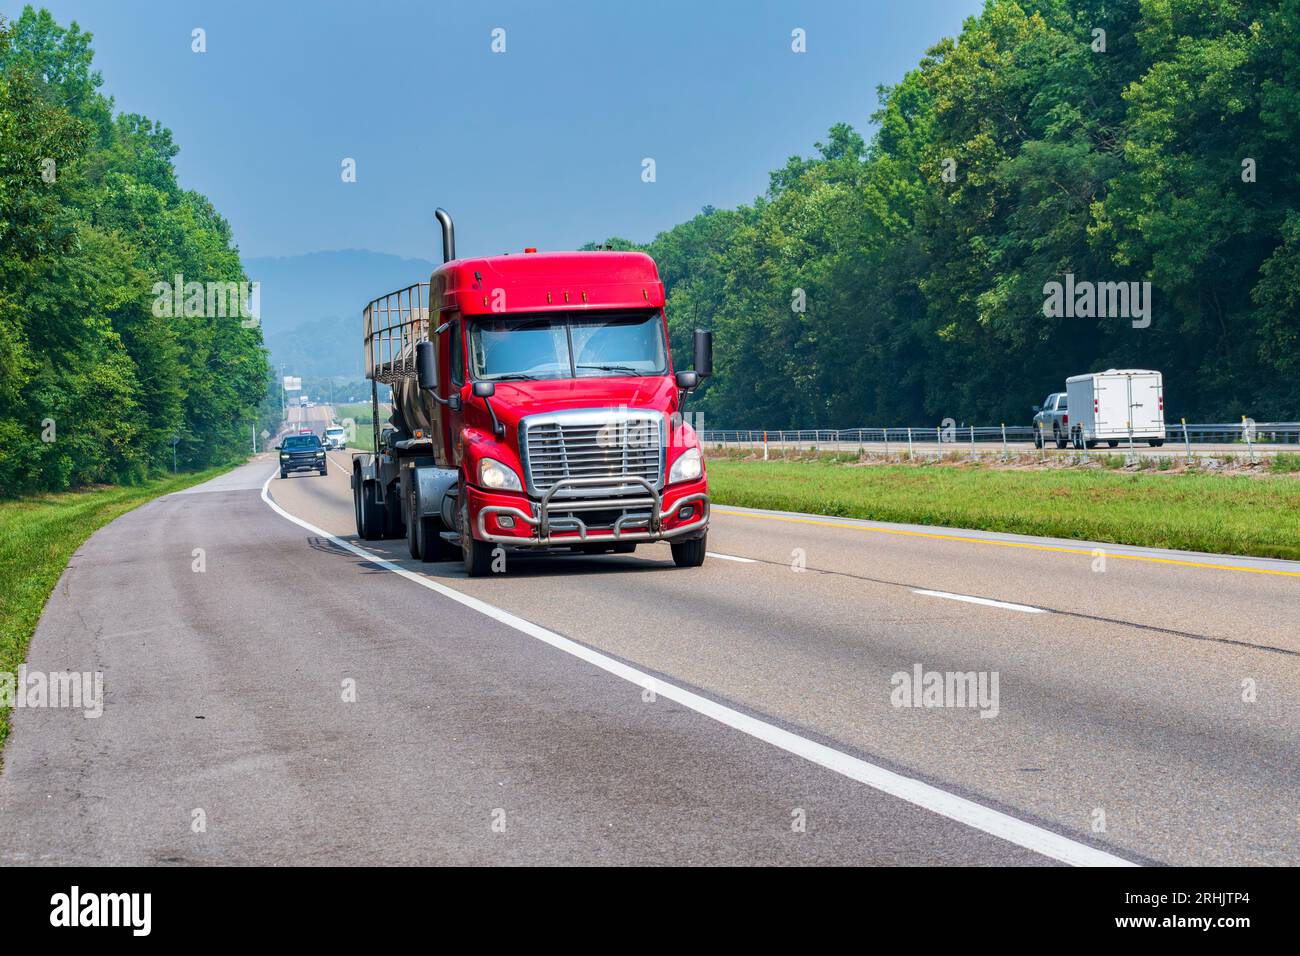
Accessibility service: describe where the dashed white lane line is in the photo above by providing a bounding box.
[706,551,758,563]
[260,471,1131,867]
[913,589,1047,614]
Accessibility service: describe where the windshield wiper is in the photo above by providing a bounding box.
[485,373,541,381]
[578,364,643,374]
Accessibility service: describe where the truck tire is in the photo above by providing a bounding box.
[671,534,707,568]
[1033,431,1043,449]
[1053,427,1067,449]
[357,479,384,540]
[460,496,496,577]
[405,504,422,559]
[416,516,456,563]
[280,470,288,479]
[1108,441,1119,448]
[1148,440,1164,447]
[383,486,405,539]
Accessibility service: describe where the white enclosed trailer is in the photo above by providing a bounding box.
[1064,369,1166,448]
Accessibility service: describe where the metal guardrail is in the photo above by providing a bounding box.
[699,422,1300,457]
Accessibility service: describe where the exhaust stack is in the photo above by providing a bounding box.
[434,208,455,263]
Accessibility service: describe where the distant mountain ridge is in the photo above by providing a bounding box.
[247,250,435,380]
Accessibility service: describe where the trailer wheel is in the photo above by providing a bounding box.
[382,487,405,539]
[416,516,457,562]
[671,534,707,568]
[1108,441,1119,448]
[405,503,422,559]
[357,479,384,540]
[1148,440,1164,447]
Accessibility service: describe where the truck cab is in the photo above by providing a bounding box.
[351,209,711,576]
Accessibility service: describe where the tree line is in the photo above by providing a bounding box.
[596,0,1300,430]
[0,7,272,496]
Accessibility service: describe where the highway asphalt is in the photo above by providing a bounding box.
[1,451,1295,865]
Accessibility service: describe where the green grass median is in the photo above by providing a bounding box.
[0,466,232,755]
[705,456,1300,561]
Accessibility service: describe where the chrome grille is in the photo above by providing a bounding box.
[522,411,664,496]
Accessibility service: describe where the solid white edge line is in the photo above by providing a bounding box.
[705,551,758,563]
[913,589,1047,614]
[259,470,1133,867]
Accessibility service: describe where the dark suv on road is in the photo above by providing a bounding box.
[278,433,328,478]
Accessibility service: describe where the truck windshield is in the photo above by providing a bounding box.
[468,310,668,381]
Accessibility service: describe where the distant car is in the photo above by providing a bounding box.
[323,426,347,450]
[279,433,328,478]
[298,428,313,435]
[1032,392,1070,448]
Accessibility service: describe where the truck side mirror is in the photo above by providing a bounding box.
[693,329,713,379]
[472,381,495,398]
[416,340,438,391]
[676,370,699,390]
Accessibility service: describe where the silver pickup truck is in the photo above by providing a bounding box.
[1032,392,1069,448]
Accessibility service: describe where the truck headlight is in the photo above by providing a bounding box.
[479,457,522,492]
[669,447,702,483]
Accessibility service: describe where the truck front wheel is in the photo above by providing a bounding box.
[460,497,496,576]
[670,534,707,568]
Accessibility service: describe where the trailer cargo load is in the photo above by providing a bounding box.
[1064,369,1166,449]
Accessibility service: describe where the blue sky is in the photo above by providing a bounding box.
[6,0,983,260]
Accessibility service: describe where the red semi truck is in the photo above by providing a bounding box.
[350,208,712,576]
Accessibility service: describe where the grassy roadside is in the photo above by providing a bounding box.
[0,465,234,754]
[705,456,1300,560]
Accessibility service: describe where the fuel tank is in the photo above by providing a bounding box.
[389,375,435,437]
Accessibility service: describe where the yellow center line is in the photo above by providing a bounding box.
[713,508,1300,579]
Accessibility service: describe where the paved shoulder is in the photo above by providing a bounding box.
[0,459,1052,865]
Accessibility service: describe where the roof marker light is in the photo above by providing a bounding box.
[524,247,537,254]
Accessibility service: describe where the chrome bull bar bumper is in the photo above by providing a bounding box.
[476,475,709,547]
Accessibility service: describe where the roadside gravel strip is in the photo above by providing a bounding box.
[260,469,1131,866]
